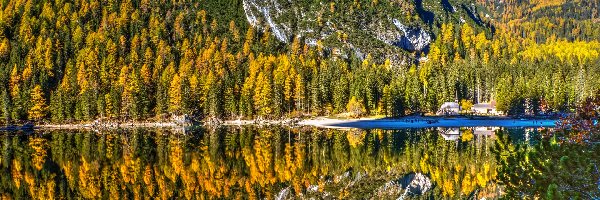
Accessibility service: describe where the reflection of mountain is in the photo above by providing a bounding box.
[398,173,433,196]
[437,127,500,141]
[438,127,460,140]
[0,127,507,199]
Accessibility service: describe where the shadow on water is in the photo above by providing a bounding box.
[414,0,434,24]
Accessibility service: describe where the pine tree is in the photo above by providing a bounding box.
[294,75,305,112]
[284,67,296,110]
[310,68,321,114]
[1,90,10,123]
[104,93,114,118]
[333,76,349,113]
[9,65,20,98]
[43,38,54,77]
[383,85,391,116]
[127,70,142,119]
[205,71,223,117]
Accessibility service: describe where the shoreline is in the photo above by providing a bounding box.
[3,116,560,131]
[297,116,557,129]
[36,122,183,130]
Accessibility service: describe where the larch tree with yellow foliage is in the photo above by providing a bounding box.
[169,74,182,114]
[28,85,47,121]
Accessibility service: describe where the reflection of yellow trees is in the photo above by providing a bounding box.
[1,128,503,199]
[194,140,239,199]
[61,161,76,191]
[275,143,294,183]
[243,131,277,189]
[169,139,184,176]
[461,129,474,142]
[143,165,155,195]
[292,141,306,195]
[120,151,140,184]
[156,166,174,200]
[346,131,365,147]
[24,171,56,200]
[461,172,473,194]
[257,133,275,185]
[29,137,47,170]
[42,175,56,199]
[414,134,499,197]
[105,133,115,158]
[11,159,22,189]
[24,171,35,195]
[200,152,220,197]
[78,157,101,198]
[103,165,122,200]
[181,161,197,199]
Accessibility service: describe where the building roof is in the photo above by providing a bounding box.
[473,104,492,109]
[472,102,496,109]
[440,102,460,109]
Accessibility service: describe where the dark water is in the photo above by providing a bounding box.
[0,126,591,199]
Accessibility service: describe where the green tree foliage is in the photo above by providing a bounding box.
[494,131,599,198]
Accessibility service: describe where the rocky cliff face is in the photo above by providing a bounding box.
[241,0,423,64]
[243,0,293,43]
[392,19,432,52]
[241,0,488,65]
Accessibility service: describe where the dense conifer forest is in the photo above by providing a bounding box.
[0,0,599,123]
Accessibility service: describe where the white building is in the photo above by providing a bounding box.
[437,102,460,116]
[472,101,503,116]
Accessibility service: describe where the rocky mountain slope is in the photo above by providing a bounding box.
[241,0,493,64]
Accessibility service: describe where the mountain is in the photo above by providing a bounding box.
[241,0,494,64]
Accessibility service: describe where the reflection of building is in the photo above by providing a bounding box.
[437,127,460,141]
[438,127,500,141]
[473,127,499,137]
[472,101,503,116]
[437,102,460,116]
[172,126,187,135]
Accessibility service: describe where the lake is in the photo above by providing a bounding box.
[0,126,595,199]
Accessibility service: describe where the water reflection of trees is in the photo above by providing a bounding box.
[0,127,503,199]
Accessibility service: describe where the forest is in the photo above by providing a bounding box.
[0,0,599,123]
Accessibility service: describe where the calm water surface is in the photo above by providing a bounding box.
[0,127,549,199]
